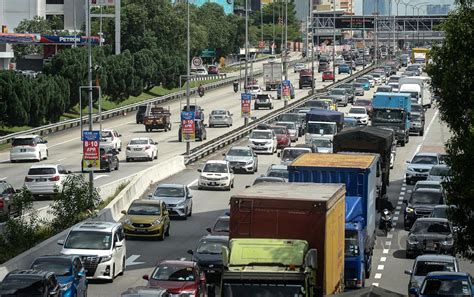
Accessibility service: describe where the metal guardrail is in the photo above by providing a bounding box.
[183,64,377,164]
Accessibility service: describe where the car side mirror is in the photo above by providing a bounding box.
[277,152,281,157]
[118,134,122,137]
[121,210,127,215]
[15,189,21,193]
[147,194,153,198]
[115,241,123,248]
[57,239,64,245]
[206,227,212,233]
[142,275,149,281]
[197,169,202,172]
[222,153,226,156]
[67,171,72,174]
[187,195,193,199]
[230,113,233,116]
[43,140,48,144]
[245,185,251,188]
[404,270,412,275]
[187,249,194,255]
[406,160,410,164]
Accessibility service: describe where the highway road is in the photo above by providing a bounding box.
[0,54,362,214]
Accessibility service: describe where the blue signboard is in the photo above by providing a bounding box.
[41,35,101,45]
[181,111,196,142]
[82,130,101,141]
[282,80,291,87]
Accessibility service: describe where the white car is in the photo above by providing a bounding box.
[10,135,48,162]
[388,82,399,92]
[197,160,234,191]
[246,84,263,98]
[293,63,306,73]
[347,107,369,125]
[125,138,158,162]
[58,221,126,282]
[24,164,71,196]
[248,129,277,154]
[194,68,208,76]
[100,129,122,151]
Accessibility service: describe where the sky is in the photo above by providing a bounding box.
[353,0,456,15]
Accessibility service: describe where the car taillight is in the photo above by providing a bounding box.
[25,177,34,182]
[0,199,3,209]
[49,175,60,181]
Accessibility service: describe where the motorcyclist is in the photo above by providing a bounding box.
[198,84,204,97]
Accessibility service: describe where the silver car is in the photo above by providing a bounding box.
[223,146,258,173]
[148,184,193,218]
[328,88,348,107]
[209,109,233,128]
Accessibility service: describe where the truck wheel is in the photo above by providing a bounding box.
[406,135,409,144]
[400,140,405,147]
[164,126,168,132]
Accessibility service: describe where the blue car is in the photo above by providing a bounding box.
[338,64,351,74]
[416,272,474,297]
[277,83,295,99]
[31,255,88,297]
[355,78,370,90]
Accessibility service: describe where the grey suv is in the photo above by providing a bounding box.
[223,146,258,173]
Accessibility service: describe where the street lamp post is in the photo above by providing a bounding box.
[310,0,315,95]
[86,0,94,197]
[362,0,366,69]
[332,0,336,82]
[394,0,400,55]
[186,0,191,154]
[244,0,249,126]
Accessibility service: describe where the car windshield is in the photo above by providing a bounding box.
[373,110,404,122]
[412,221,451,234]
[12,138,35,146]
[432,207,448,219]
[256,94,269,100]
[356,79,369,84]
[271,127,287,135]
[415,261,456,276]
[345,230,360,256]
[213,218,229,232]
[64,231,112,250]
[306,101,327,108]
[420,279,471,296]
[411,114,421,121]
[249,85,260,91]
[281,149,309,160]
[353,83,363,88]
[154,186,184,198]
[279,114,299,122]
[250,131,272,139]
[152,265,195,282]
[228,148,252,157]
[27,168,56,175]
[411,191,443,205]
[31,258,72,276]
[412,155,438,165]
[203,163,228,173]
[276,122,295,130]
[430,166,451,176]
[412,105,423,113]
[211,110,226,115]
[330,89,345,95]
[253,178,284,185]
[129,139,148,145]
[267,169,289,179]
[349,108,366,114]
[377,87,391,92]
[197,240,227,254]
[407,66,418,71]
[354,100,370,106]
[101,131,112,138]
[0,277,45,293]
[128,203,161,215]
[307,123,336,135]
[312,139,332,148]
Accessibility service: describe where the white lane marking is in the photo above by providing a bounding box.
[377,265,384,270]
[413,110,439,157]
[397,201,403,205]
[396,205,401,210]
[387,234,393,239]
[0,177,6,180]
[394,211,400,215]
[399,196,405,200]
[383,249,389,254]
[49,138,78,148]
[374,273,382,279]
[94,175,109,180]
[57,158,66,162]
[380,257,387,262]
[393,216,399,221]
[385,241,392,246]
[125,255,145,267]
[400,191,405,196]
[187,179,198,187]
[372,283,379,286]
[401,187,406,191]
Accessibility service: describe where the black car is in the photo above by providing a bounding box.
[188,234,229,284]
[0,270,61,297]
[404,188,446,230]
[206,215,229,235]
[0,180,20,218]
[99,147,120,172]
[136,105,147,124]
[318,62,329,73]
[178,119,207,142]
[406,218,455,258]
[299,75,313,89]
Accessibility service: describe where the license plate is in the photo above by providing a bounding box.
[20,149,26,152]
[210,182,216,186]
[135,229,147,233]
[416,174,425,177]
[37,178,47,182]
[134,148,142,151]
[259,99,267,103]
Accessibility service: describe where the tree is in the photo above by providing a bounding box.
[427,2,474,260]
[13,16,53,57]
[0,72,29,126]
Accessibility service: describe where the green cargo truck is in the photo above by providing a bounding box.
[221,238,318,296]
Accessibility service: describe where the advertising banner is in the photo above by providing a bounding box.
[241,93,252,117]
[181,111,196,142]
[282,80,291,100]
[82,130,101,172]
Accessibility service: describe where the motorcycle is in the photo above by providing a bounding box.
[379,209,393,236]
[198,87,205,97]
[233,81,239,93]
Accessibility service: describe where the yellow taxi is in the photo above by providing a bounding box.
[121,199,170,240]
[319,97,338,111]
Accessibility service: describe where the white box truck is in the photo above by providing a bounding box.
[263,62,282,91]
[399,76,432,108]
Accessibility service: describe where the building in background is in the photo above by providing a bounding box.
[362,0,389,15]
[426,4,451,14]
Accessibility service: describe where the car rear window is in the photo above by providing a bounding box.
[28,168,57,175]
[12,138,35,146]
[129,139,148,145]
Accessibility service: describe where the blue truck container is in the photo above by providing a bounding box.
[371,92,411,146]
[288,153,378,289]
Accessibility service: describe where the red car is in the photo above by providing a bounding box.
[322,71,334,82]
[353,99,374,118]
[143,260,207,296]
[208,65,219,75]
[270,125,291,149]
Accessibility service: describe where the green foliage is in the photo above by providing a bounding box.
[49,175,101,232]
[427,3,474,259]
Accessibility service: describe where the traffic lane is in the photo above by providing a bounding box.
[87,141,284,296]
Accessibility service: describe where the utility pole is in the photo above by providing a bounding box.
[374,0,379,65]
[244,0,249,126]
[362,0,366,69]
[310,0,315,95]
[332,0,336,82]
[394,0,400,56]
[86,0,94,197]
[261,2,264,43]
[186,0,191,154]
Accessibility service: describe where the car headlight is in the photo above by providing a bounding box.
[180,291,197,297]
[152,219,161,225]
[410,281,419,289]
[246,159,254,165]
[123,219,133,225]
[405,207,414,213]
[60,281,73,291]
[442,237,454,245]
[406,167,415,172]
[176,200,186,207]
[200,176,208,181]
[100,255,112,263]
[407,235,418,245]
